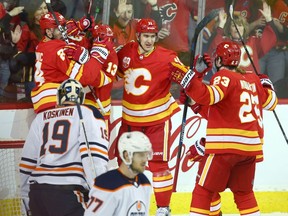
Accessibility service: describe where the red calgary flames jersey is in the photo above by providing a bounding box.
[117,41,180,126]
[85,49,119,119]
[185,69,277,156]
[31,39,109,113]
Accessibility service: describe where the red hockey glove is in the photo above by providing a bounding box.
[259,74,274,90]
[66,17,92,37]
[169,62,195,88]
[64,43,90,64]
[179,88,201,113]
[193,53,212,78]
[186,137,206,162]
[66,19,80,37]
[90,38,114,64]
[77,16,93,32]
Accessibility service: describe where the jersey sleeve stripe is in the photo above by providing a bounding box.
[263,90,278,110]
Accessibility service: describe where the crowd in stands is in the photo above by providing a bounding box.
[0,0,287,104]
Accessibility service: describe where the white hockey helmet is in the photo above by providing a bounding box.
[118,131,153,165]
[57,79,85,105]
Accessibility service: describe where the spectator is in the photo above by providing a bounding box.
[155,0,195,65]
[0,0,24,99]
[259,0,288,98]
[207,2,278,75]
[169,41,278,216]
[110,0,161,48]
[115,18,182,216]
[9,1,48,101]
[85,131,153,216]
[19,78,109,216]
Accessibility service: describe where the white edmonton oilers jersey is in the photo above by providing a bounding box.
[85,169,151,216]
[20,105,109,196]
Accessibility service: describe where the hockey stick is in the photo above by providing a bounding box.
[173,8,221,192]
[87,0,93,18]
[76,103,97,181]
[229,4,288,145]
[84,0,107,115]
[93,0,101,21]
[45,0,106,115]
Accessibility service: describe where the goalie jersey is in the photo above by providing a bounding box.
[85,169,151,216]
[19,105,109,204]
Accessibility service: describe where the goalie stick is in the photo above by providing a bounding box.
[45,0,106,115]
[76,103,97,183]
[229,4,288,145]
[173,8,221,192]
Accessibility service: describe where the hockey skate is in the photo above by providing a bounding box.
[156,207,171,216]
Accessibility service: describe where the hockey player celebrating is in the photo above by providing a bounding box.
[85,131,153,216]
[84,24,118,131]
[20,79,109,216]
[31,12,113,113]
[115,18,183,215]
[169,41,277,215]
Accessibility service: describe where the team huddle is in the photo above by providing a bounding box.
[18,6,278,216]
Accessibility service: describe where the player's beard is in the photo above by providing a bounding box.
[129,161,146,175]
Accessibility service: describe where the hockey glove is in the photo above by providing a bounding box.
[186,137,206,162]
[170,62,195,88]
[64,43,90,64]
[66,19,80,37]
[90,38,114,64]
[259,74,274,90]
[66,17,92,37]
[77,16,93,32]
[179,88,201,113]
[193,53,212,78]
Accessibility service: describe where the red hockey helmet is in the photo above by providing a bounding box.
[136,18,158,34]
[39,12,66,30]
[215,41,241,66]
[92,24,114,40]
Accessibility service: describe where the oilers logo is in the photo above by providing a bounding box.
[126,200,147,216]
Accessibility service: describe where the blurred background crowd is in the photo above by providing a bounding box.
[0,0,287,103]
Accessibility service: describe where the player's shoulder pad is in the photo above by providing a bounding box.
[83,105,104,120]
[95,169,150,190]
[137,173,151,185]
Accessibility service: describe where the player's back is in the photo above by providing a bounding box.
[204,69,264,156]
[22,105,104,188]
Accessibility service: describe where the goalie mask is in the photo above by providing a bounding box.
[118,131,153,165]
[215,41,241,66]
[57,79,85,106]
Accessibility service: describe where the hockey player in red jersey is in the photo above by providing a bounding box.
[84,24,118,130]
[31,12,112,113]
[116,18,182,215]
[85,131,153,216]
[169,41,278,215]
[20,79,109,216]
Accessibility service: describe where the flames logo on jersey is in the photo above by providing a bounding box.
[159,3,177,23]
[126,200,147,215]
[123,57,131,69]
